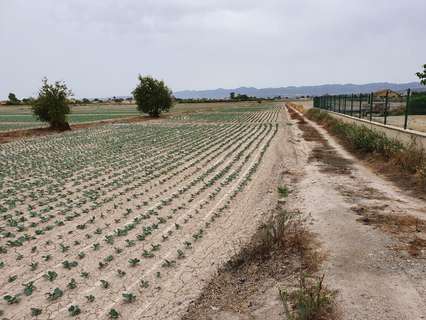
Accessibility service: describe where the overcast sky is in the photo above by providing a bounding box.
[0,0,425,99]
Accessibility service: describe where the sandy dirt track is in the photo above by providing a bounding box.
[286,107,426,320]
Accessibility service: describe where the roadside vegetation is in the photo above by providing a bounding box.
[280,274,336,320]
[305,108,426,187]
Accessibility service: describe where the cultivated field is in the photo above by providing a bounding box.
[0,104,140,132]
[0,103,283,319]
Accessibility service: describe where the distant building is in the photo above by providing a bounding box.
[0,100,8,105]
[374,89,400,98]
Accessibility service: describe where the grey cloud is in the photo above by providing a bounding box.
[0,0,425,99]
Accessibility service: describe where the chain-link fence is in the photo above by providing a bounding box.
[313,90,426,133]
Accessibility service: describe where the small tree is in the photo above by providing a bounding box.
[416,64,426,85]
[132,75,172,117]
[7,92,20,105]
[32,78,72,130]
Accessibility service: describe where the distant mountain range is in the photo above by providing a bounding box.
[174,82,424,99]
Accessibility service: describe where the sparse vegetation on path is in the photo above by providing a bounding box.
[304,108,426,190]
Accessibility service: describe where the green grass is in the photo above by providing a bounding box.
[277,186,289,197]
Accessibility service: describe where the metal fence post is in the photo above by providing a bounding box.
[359,94,362,118]
[404,89,411,129]
[369,92,373,121]
[350,94,354,116]
[338,95,341,113]
[384,90,389,125]
[343,95,347,114]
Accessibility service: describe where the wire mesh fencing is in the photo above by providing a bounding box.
[313,90,426,133]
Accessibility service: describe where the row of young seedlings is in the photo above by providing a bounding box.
[69,122,275,319]
[0,121,250,276]
[117,122,279,319]
[169,106,275,124]
[0,120,270,318]
[0,122,240,248]
[0,122,250,290]
[0,123,215,217]
[0,107,274,213]
[0,122,218,220]
[0,109,280,318]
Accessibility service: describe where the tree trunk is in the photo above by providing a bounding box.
[50,121,71,131]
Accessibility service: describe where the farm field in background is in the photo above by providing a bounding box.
[0,102,282,319]
[0,104,139,132]
[0,101,270,132]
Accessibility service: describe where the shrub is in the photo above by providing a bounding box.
[279,274,336,320]
[32,78,72,130]
[7,92,20,105]
[132,75,173,117]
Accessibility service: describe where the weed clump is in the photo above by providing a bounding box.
[279,274,336,320]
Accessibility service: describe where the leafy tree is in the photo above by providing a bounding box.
[416,64,426,85]
[230,92,235,100]
[32,78,72,130]
[7,92,20,105]
[132,75,172,117]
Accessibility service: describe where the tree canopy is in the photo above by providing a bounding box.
[416,64,426,85]
[132,75,173,117]
[7,92,20,105]
[31,78,72,130]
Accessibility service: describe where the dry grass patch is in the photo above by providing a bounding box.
[351,205,426,258]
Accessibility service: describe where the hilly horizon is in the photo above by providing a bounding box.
[174,81,424,99]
